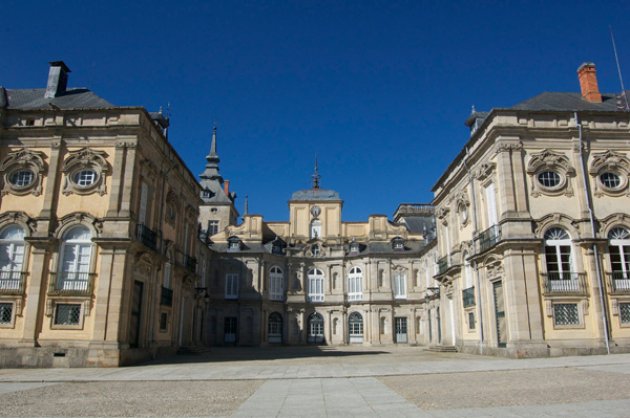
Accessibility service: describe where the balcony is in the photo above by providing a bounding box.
[542,272,587,296]
[0,271,25,295]
[437,256,449,275]
[136,223,158,251]
[160,286,173,306]
[462,286,475,308]
[607,271,630,295]
[184,255,197,273]
[476,224,502,253]
[48,272,94,296]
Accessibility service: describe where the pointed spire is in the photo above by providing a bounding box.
[200,125,223,182]
[312,154,320,189]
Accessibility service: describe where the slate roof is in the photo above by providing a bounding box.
[2,87,113,110]
[290,188,340,201]
[511,92,630,112]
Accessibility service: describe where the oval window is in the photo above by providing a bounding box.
[600,172,622,190]
[537,171,561,188]
[73,169,97,187]
[9,169,35,188]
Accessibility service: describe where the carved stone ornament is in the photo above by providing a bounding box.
[0,148,47,197]
[62,148,110,196]
[164,190,178,225]
[484,257,503,279]
[436,206,450,225]
[526,149,575,198]
[55,212,103,238]
[455,191,471,227]
[0,211,36,233]
[474,162,496,182]
[588,150,630,197]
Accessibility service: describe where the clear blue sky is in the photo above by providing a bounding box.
[3,0,630,221]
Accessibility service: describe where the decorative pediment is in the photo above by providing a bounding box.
[526,149,575,197]
[588,150,630,197]
[55,212,103,237]
[589,150,630,175]
[0,211,36,233]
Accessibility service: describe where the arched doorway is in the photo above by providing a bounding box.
[307,312,324,344]
[268,312,283,344]
[348,312,363,343]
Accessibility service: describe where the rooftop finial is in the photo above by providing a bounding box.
[312,154,320,189]
[209,125,218,157]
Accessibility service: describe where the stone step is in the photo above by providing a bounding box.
[425,345,458,353]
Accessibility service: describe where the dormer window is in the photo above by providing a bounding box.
[311,244,320,257]
[349,239,360,254]
[202,189,214,199]
[227,236,241,252]
[392,237,405,251]
[271,237,286,255]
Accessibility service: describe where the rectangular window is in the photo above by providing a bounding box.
[207,220,219,236]
[225,273,239,299]
[138,181,150,225]
[468,312,476,330]
[348,276,362,301]
[484,182,497,227]
[159,312,168,331]
[163,263,172,289]
[393,271,407,299]
[308,277,324,302]
[54,304,81,326]
[620,303,630,325]
[553,303,580,326]
[0,303,13,325]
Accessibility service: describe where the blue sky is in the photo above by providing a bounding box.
[3,0,630,220]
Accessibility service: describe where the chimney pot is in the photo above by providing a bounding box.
[224,179,230,195]
[577,62,602,103]
[45,61,71,99]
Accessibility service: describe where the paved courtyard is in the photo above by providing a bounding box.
[1,346,630,417]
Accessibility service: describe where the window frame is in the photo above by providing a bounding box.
[347,266,363,301]
[393,270,407,299]
[56,225,93,293]
[52,302,84,329]
[552,302,583,329]
[307,268,325,302]
[0,301,15,328]
[269,266,284,301]
[225,272,239,300]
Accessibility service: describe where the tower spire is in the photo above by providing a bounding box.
[312,155,320,189]
[200,125,222,182]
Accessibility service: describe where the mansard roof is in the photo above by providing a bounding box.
[512,91,629,112]
[290,188,340,201]
[2,87,113,110]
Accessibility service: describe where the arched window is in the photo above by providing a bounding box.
[269,266,284,301]
[57,225,93,292]
[347,267,363,301]
[268,312,283,343]
[348,312,363,343]
[307,312,324,344]
[310,219,321,239]
[609,227,630,285]
[544,227,573,280]
[307,268,324,302]
[0,225,25,291]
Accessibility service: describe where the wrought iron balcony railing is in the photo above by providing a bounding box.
[0,271,26,295]
[160,286,173,306]
[48,272,95,296]
[542,272,587,295]
[607,271,630,294]
[136,223,158,251]
[462,286,475,308]
[476,224,502,253]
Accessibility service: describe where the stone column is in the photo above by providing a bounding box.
[18,244,50,345]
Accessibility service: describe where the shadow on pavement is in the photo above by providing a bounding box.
[141,345,392,365]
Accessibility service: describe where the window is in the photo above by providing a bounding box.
[159,312,168,331]
[484,182,497,227]
[268,312,283,343]
[310,219,321,239]
[57,226,92,292]
[202,189,214,199]
[600,172,622,190]
[553,303,580,326]
[207,220,219,236]
[0,225,25,292]
[0,303,13,325]
[393,270,407,299]
[347,267,362,301]
[9,169,34,188]
[348,312,363,341]
[620,303,630,325]
[609,227,630,280]
[311,244,320,257]
[544,227,573,279]
[269,266,284,301]
[308,312,324,343]
[228,237,241,251]
[225,273,239,299]
[537,171,561,188]
[73,169,97,187]
[307,269,324,302]
[54,303,82,326]
[349,240,360,254]
[468,312,476,330]
[392,237,405,251]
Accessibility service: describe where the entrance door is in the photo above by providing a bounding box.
[224,317,238,344]
[268,312,283,344]
[348,312,363,344]
[395,317,408,343]
[129,281,143,348]
[493,281,507,348]
[307,313,324,344]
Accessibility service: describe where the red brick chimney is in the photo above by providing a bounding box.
[224,179,230,195]
[577,62,602,103]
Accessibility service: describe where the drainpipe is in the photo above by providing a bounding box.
[463,147,485,354]
[575,111,610,354]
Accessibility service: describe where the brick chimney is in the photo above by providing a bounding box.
[45,61,71,99]
[577,62,602,103]
[224,179,230,195]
